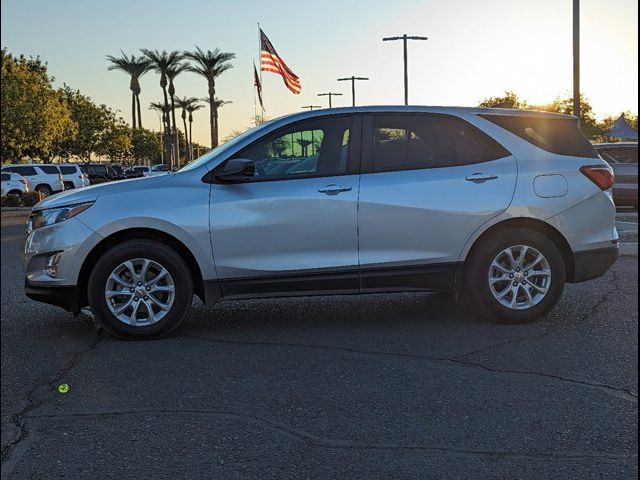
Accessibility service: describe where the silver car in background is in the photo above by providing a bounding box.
[23,106,619,339]
[594,142,638,209]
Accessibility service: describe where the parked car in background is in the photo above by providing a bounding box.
[594,142,638,209]
[23,106,618,339]
[1,172,29,197]
[59,164,90,190]
[110,164,127,181]
[80,163,121,184]
[1,164,64,197]
[149,164,171,176]
[126,166,150,178]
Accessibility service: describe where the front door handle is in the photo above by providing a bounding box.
[318,184,352,195]
[465,172,498,183]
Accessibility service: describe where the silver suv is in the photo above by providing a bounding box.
[23,107,619,339]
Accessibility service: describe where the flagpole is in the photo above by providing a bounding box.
[257,22,265,120]
[252,61,257,124]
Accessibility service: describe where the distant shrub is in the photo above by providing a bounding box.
[21,192,41,206]
[1,195,21,207]
[0,191,41,207]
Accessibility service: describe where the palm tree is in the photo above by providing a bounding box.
[105,51,151,129]
[175,97,200,161]
[141,49,183,165]
[166,63,189,139]
[185,102,204,160]
[184,47,235,148]
[149,101,171,133]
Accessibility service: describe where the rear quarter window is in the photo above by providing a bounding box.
[3,166,38,176]
[480,114,598,158]
[1,174,10,181]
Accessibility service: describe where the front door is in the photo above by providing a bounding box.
[210,114,361,298]
[357,113,517,292]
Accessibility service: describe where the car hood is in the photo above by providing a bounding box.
[34,174,175,210]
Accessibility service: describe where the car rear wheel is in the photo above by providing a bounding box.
[63,181,75,190]
[87,240,194,340]
[465,228,566,324]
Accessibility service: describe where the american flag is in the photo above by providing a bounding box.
[260,29,301,94]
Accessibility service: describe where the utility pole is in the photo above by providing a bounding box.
[317,92,343,108]
[301,105,323,111]
[573,0,581,121]
[337,76,369,106]
[382,34,428,105]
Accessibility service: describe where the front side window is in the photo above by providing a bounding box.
[365,114,509,173]
[231,116,354,180]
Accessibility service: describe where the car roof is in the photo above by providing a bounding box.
[593,142,638,148]
[268,105,577,124]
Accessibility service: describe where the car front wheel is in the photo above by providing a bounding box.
[88,240,194,339]
[465,228,566,324]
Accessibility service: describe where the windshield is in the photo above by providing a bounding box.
[179,119,278,172]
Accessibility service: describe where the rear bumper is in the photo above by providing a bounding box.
[571,246,619,283]
[25,280,83,314]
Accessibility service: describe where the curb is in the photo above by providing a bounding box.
[620,243,638,257]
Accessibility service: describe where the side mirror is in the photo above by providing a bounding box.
[213,158,255,182]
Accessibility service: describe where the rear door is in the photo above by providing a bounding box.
[357,113,517,292]
[210,114,362,297]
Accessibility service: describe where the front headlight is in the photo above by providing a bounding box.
[28,202,94,232]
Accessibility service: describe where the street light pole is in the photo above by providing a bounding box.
[317,92,343,108]
[573,0,581,121]
[301,105,323,111]
[382,34,428,105]
[337,76,369,106]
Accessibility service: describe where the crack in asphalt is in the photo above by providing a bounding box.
[178,332,638,404]
[0,334,102,467]
[25,409,637,464]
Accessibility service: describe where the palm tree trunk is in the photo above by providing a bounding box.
[188,118,193,161]
[136,94,143,129]
[182,115,189,162]
[170,94,179,165]
[161,87,172,168]
[131,91,137,130]
[208,94,216,149]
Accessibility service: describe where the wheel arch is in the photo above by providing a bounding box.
[458,217,576,287]
[77,228,207,307]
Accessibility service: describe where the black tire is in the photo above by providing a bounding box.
[465,228,566,324]
[87,239,194,340]
[7,190,22,197]
[35,184,53,197]
[63,181,75,190]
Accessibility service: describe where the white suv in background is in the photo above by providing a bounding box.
[59,164,91,190]
[1,172,29,197]
[1,164,64,197]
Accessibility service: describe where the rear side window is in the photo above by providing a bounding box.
[365,114,510,173]
[1,174,10,181]
[39,165,60,175]
[59,166,78,175]
[598,147,638,164]
[480,114,598,158]
[3,166,37,176]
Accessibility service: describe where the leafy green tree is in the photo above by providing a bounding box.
[478,91,527,109]
[97,119,132,164]
[1,49,76,162]
[106,51,152,129]
[130,128,162,166]
[54,86,109,162]
[184,47,235,148]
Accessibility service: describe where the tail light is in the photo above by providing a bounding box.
[59,173,64,182]
[580,165,615,190]
[20,179,28,185]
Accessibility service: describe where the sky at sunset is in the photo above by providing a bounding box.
[2,0,638,146]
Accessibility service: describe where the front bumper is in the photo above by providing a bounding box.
[571,245,619,283]
[25,280,84,313]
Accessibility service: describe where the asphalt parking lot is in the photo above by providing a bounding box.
[1,209,637,479]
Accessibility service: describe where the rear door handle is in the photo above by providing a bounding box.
[318,184,352,195]
[465,172,498,183]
